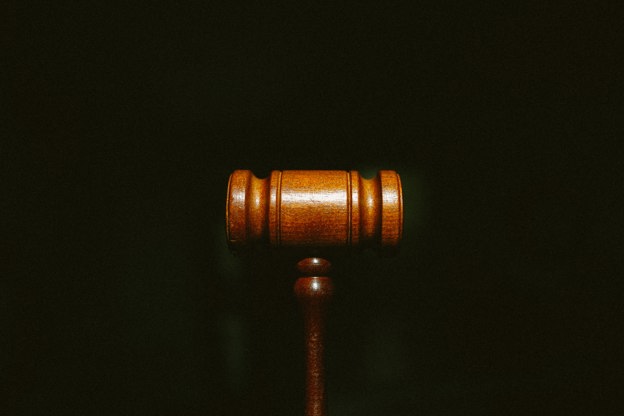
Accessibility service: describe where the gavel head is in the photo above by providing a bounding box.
[226,170,403,254]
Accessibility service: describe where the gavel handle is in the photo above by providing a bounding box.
[295,259,334,416]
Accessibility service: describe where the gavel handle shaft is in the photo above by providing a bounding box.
[295,276,333,416]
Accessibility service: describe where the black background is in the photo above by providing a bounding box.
[6,2,622,415]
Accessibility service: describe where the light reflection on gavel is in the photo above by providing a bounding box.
[226,170,403,416]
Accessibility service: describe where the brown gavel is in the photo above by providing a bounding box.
[226,170,403,416]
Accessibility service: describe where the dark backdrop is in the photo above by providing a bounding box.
[7,2,621,415]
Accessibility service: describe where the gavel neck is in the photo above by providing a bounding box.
[294,257,334,416]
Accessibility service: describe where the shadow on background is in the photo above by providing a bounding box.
[7,2,621,415]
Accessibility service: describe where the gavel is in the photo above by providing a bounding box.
[226,170,403,416]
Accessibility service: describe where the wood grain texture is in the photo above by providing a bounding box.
[226,170,402,252]
[295,258,334,416]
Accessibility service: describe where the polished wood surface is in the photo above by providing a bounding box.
[295,258,334,416]
[226,170,403,252]
[225,169,403,415]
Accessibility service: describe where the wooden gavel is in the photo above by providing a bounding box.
[226,170,403,416]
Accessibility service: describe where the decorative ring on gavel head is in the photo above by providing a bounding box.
[226,170,403,252]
